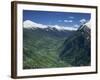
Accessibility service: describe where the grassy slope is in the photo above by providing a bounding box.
[23,28,90,69]
[23,29,71,69]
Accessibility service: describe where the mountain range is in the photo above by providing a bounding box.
[23,20,91,69]
[23,20,78,31]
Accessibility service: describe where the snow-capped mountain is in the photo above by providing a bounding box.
[77,21,91,36]
[23,20,47,29]
[84,21,91,29]
[78,21,91,30]
[23,20,77,31]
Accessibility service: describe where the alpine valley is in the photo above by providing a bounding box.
[23,20,91,69]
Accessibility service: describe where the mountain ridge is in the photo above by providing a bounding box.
[23,20,77,31]
[59,21,91,66]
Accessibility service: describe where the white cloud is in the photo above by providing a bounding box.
[69,20,73,22]
[64,20,73,23]
[50,25,77,31]
[74,24,79,28]
[61,26,77,31]
[80,19,86,24]
[23,20,77,31]
[64,20,68,23]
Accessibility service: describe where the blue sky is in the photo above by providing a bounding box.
[23,10,91,29]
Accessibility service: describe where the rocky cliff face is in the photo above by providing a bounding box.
[59,22,91,66]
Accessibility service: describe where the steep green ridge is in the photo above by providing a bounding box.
[59,25,91,66]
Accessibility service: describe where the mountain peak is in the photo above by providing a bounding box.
[23,20,47,29]
[77,21,91,31]
[23,20,35,28]
[84,21,91,29]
